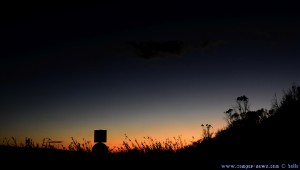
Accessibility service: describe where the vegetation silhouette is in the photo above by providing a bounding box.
[1,84,299,168]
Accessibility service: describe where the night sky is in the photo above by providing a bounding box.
[1,2,300,148]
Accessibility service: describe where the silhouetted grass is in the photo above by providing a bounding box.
[116,134,187,153]
[2,137,63,149]
[68,137,92,152]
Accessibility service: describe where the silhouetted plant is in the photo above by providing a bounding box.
[270,93,280,112]
[2,137,20,147]
[282,84,300,104]
[2,137,14,147]
[201,124,213,140]
[41,138,55,149]
[224,95,251,126]
[223,95,269,127]
[68,137,92,152]
[24,137,34,148]
[236,95,250,116]
[270,84,300,129]
[276,84,300,114]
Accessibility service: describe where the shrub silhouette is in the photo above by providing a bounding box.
[201,124,213,141]
[203,84,300,164]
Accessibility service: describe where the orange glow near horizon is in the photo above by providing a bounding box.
[1,119,227,152]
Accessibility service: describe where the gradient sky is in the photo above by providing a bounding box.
[1,2,300,149]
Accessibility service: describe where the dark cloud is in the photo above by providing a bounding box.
[128,40,184,60]
[128,38,225,60]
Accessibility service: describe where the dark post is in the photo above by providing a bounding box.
[92,129,108,158]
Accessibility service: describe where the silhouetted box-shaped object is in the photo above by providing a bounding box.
[94,130,107,143]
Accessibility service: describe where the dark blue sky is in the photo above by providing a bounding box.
[1,2,300,148]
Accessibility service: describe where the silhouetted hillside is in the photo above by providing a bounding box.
[1,85,299,168]
[179,84,300,166]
